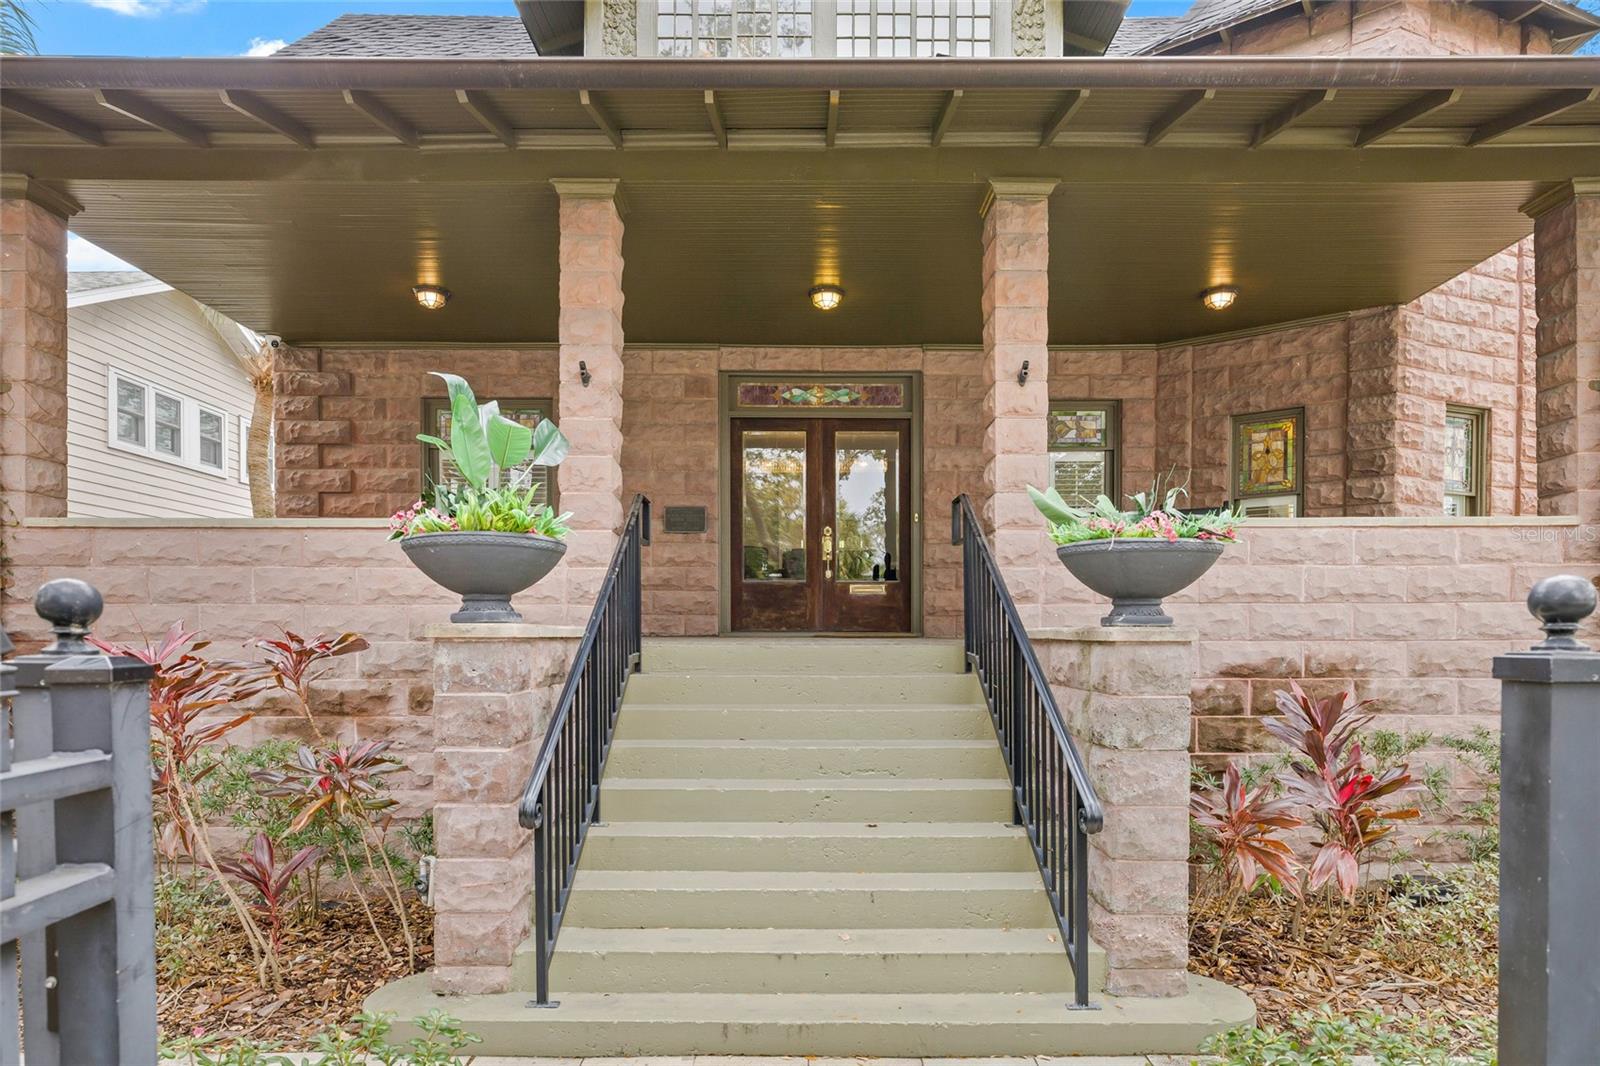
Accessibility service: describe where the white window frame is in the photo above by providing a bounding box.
[650,0,818,57]
[197,404,227,473]
[835,0,1000,58]
[105,368,231,479]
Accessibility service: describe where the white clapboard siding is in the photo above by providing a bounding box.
[67,290,257,518]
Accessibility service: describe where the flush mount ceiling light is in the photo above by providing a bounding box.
[1201,286,1239,311]
[413,284,451,311]
[809,284,844,311]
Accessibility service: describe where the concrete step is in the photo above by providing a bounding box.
[614,703,997,741]
[580,821,1034,872]
[600,777,1016,822]
[625,672,984,707]
[561,870,1054,929]
[642,638,967,675]
[370,976,1257,1057]
[542,926,1101,994]
[605,739,1008,780]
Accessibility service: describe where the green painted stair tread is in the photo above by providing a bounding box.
[541,926,1100,994]
[641,638,967,674]
[368,976,1257,1057]
[604,739,1009,779]
[598,777,1016,822]
[624,672,985,706]
[613,704,996,740]
[580,820,1034,870]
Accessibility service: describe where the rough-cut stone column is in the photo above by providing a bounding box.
[1529,179,1600,564]
[0,176,78,521]
[428,625,579,994]
[980,179,1056,625]
[1035,626,1195,997]
[554,179,627,623]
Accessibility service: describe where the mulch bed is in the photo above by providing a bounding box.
[1188,875,1497,1052]
[158,897,433,1046]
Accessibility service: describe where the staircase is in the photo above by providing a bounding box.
[372,637,1252,1055]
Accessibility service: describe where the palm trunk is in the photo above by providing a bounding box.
[248,368,275,517]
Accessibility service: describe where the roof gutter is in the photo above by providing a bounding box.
[4,55,1599,93]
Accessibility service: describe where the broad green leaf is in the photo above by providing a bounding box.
[431,372,490,489]
[416,433,449,451]
[1028,484,1079,526]
[529,419,570,467]
[487,413,534,469]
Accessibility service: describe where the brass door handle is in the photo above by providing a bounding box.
[822,525,833,579]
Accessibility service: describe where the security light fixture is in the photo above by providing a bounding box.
[809,285,844,311]
[1201,286,1239,311]
[413,284,451,311]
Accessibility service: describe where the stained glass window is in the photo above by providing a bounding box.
[1048,403,1116,508]
[1445,406,1485,517]
[736,382,905,409]
[1234,411,1300,498]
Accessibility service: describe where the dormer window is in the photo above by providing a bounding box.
[657,0,815,57]
[837,0,992,57]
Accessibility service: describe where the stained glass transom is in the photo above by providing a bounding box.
[736,382,905,408]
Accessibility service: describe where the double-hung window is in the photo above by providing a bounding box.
[108,369,231,478]
[1444,406,1487,517]
[422,397,554,507]
[1048,402,1118,508]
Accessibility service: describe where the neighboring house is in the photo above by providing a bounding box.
[4,0,1600,1057]
[66,271,261,518]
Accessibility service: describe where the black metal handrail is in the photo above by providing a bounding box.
[951,494,1104,1009]
[517,493,650,1007]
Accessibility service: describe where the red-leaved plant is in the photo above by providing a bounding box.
[1190,761,1303,951]
[88,622,281,984]
[1267,682,1420,902]
[254,630,370,740]
[256,740,414,965]
[217,832,323,951]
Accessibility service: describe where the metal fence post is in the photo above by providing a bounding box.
[1494,574,1600,1066]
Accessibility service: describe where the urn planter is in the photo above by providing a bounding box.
[1056,538,1225,627]
[400,531,566,623]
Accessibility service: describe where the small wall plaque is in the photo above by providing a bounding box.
[663,506,707,534]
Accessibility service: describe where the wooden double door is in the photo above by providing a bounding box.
[731,417,913,633]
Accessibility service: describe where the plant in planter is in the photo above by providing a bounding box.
[391,372,572,622]
[1028,480,1241,626]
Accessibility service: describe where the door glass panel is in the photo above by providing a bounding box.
[741,430,807,582]
[835,430,900,583]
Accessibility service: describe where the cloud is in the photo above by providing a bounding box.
[86,0,207,17]
[243,37,286,57]
[68,233,137,272]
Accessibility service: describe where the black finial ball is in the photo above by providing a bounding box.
[34,579,104,655]
[1527,574,1597,652]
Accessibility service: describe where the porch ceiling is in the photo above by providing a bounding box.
[3,57,1597,346]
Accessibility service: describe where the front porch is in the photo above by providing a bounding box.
[3,53,1599,1056]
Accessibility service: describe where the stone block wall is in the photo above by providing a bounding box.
[272,346,559,519]
[0,193,71,521]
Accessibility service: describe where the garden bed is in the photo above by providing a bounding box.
[157,891,432,1046]
[1189,862,1498,1060]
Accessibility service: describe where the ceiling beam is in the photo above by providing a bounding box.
[0,91,106,146]
[704,89,727,149]
[579,89,623,149]
[826,89,840,147]
[455,89,515,148]
[1146,88,1214,147]
[1355,88,1461,147]
[94,89,207,147]
[1505,1,1544,24]
[219,89,313,149]
[1250,88,1336,148]
[342,89,420,147]
[1041,89,1089,147]
[1468,87,1599,146]
[932,89,962,147]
